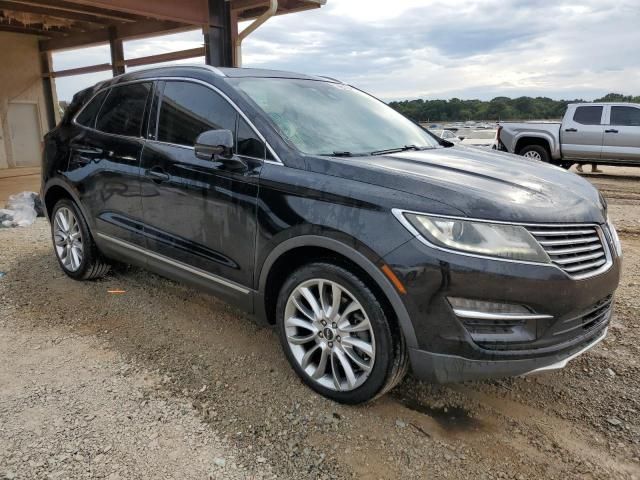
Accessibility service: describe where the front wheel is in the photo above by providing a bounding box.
[519,144,550,163]
[276,262,407,404]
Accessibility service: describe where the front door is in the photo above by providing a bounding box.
[561,105,604,161]
[139,80,264,299]
[602,105,640,163]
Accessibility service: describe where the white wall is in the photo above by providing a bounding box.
[0,32,58,169]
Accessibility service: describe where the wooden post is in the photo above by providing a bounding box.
[204,0,233,67]
[39,51,58,130]
[109,26,125,76]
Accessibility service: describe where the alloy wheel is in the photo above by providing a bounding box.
[523,150,542,161]
[53,207,83,272]
[284,279,376,391]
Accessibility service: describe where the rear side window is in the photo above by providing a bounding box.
[610,106,640,126]
[76,90,107,128]
[95,82,152,137]
[157,81,237,147]
[573,106,603,125]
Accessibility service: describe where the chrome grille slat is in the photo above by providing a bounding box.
[563,258,607,273]
[554,251,605,265]
[528,229,595,236]
[544,243,602,255]
[526,224,611,279]
[538,236,600,246]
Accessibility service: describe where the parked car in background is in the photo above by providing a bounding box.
[497,103,640,168]
[42,66,621,404]
[431,129,461,143]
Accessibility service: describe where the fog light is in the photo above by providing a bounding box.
[448,297,552,346]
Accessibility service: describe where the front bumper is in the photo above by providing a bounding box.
[382,236,621,382]
[409,326,607,383]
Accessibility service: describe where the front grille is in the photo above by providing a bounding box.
[526,224,610,278]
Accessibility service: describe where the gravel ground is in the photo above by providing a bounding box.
[1,168,639,480]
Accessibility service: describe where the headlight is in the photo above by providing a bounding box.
[394,211,550,263]
[607,216,622,258]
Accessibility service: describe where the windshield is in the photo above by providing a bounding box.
[229,78,440,156]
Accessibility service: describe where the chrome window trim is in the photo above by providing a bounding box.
[391,208,614,280]
[96,233,251,294]
[72,76,283,165]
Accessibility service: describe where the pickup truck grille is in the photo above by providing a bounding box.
[526,225,610,279]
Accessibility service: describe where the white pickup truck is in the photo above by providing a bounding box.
[496,103,640,168]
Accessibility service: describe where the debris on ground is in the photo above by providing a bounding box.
[0,191,44,228]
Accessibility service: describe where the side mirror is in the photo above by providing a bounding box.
[195,129,234,161]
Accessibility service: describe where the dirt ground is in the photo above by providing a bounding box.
[1,166,639,480]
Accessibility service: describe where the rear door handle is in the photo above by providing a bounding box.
[605,129,619,133]
[146,167,170,183]
[564,128,578,132]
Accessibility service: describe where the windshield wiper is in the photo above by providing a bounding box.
[319,151,359,157]
[370,145,427,156]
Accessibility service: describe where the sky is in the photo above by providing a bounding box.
[53,0,640,103]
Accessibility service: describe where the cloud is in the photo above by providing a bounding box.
[53,0,640,102]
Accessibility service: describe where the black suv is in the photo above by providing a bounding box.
[42,66,622,404]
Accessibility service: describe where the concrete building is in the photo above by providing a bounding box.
[0,0,325,180]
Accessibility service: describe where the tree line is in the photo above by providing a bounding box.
[388,93,640,123]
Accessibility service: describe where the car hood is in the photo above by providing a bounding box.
[305,145,606,224]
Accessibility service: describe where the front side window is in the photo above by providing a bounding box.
[610,106,640,126]
[237,118,265,159]
[76,90,108,128]
[95,82,151,137]
[573,106,603,125]
[230,78,440,156]
[157,81,237,147]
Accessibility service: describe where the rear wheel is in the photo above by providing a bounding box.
[51,198,110,280]
[276,262,407,404]
[519,144,550,163]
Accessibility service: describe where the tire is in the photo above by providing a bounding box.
[276,262,408,404]
[519,144,550,163]
[51,198,110,280]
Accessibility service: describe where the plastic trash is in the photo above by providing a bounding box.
[0,191,42,228]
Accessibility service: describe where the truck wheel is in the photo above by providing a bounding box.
[520,145,550,163]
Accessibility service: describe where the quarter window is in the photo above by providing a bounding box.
[76,90,108,128]
[95,82,151,137]
[572,106,603,125]
[610,106,640,126]
[237,118,265,159]
[157,81,237,147]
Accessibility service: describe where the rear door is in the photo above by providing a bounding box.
[139,80,264,298]
[69,82,152,247]
[560,105,604,161]
[602,105,640,163]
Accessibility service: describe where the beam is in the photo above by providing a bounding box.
[17,0,144,21]
[40,51,57,129]
[46,62,112,78]
[0,23,70,37]
[204,0,232,67]
[39,19,192,51]
[0,0,115,24]
[124,47,205,68]
[108,26,124,75]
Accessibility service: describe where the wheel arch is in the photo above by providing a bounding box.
[43,179,90,224]
[256,235,418,349]
[514,135,554,158]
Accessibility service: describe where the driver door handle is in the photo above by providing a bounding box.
[564,128,578,132]
[605,129,619,133]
